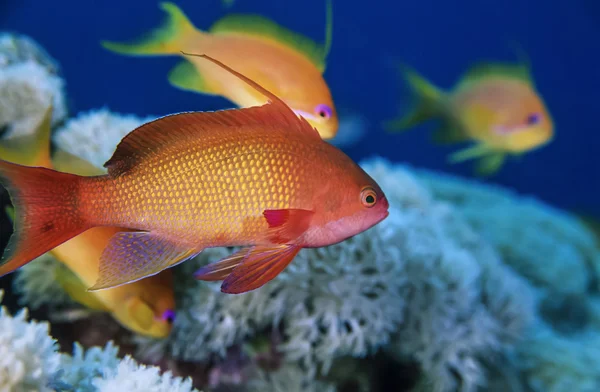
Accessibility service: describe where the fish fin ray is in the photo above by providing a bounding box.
[431,122,469,145]
[448,144,492,163]
[384,64,445,132]
[221,245,301,294]
[459,62,533,87]
[101,2,200,56]
[263,209,314,243]
[194,247,250,281]
[89,231,201,291]
[167,60,219,95]
[104,55,319,177]
[0,161,89,278]
[475,153,506,177]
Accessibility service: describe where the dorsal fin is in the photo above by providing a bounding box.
[459,62,533,87]
[103,54,320,177]
[209,0,333,72]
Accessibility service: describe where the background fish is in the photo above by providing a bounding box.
[0,55,389,295]
[0,106,175,338]
[385,61,554,176]
[101,1,338,139]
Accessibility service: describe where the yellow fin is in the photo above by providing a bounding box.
[431,123,469,145]
[127,296,155,330]
[0,104,53,167]
[56,265,109,311]
[448,143,492,163]
[209,0,333,72]
[384,65,445,132]
[101,2,199,56]
[52,149,105,176]
[167,60,218,95]
[474,153,506,176]
[459,62,532,87]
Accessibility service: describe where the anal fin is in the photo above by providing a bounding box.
[448,143,492,164]
[89,231,202,291]
[475,153,506,177]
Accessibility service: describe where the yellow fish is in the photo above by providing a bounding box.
[0,107,176,338]
[101,1,338,139]
[385,61,554,176]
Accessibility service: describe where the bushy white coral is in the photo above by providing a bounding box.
[0,290,61,391]
[54,108,154,168]
[514,320,600,392]
[417,169,598,295]
[0,33,67,137]
[13,255,75,310]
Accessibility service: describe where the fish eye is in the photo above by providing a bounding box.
[360,187,377,208]
[315,104,332,120]
[526,113,541,125]
[161,309,176,324]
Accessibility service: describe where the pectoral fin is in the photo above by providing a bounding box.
[89,231,202,291]
[263,208,314,243]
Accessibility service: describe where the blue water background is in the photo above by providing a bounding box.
[1,0,599,216]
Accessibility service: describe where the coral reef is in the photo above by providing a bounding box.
[2,32,600,392]
[0,33,67,137]
[0,290,199,392]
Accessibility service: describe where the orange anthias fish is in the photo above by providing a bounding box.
[385,61,554,176]
[0,54,389,295]
[0,107,175,338]
[101,2,338,139]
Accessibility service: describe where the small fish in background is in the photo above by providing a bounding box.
[0,106,176,338]
[0,54,389,295]
[222,0,235,8]
[101,1,339,139]
[328,109,369,148]
[384,61,554,176]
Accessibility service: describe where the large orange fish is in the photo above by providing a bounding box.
[385,61,554,176]
[101,2,338,139]
[0,106,175,338]
[0,54,389,295]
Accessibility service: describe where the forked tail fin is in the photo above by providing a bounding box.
[0,160,91,277]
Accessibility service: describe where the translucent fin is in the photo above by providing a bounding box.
[52,149,105,176]
[384,64,445,132]
[475,153,506,177]
[89,231,201,291]
[448,143,492,164]
[193,247,250,281]
[101,2,199,56]
[221,244,302,294]
[459,62,532,86]
[167,60,218,95]
[430,122,468,145]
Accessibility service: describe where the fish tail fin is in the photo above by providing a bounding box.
[0,160,91,277]
[0,104,53,167]
[101,2,202,56]
[384,65,446,132]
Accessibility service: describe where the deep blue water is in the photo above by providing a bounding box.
[1,0,599,216]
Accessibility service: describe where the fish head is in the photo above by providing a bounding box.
[288,100,339,140]
[485,84,554,152]
[112,274,176,338]
[304,153,390,247]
